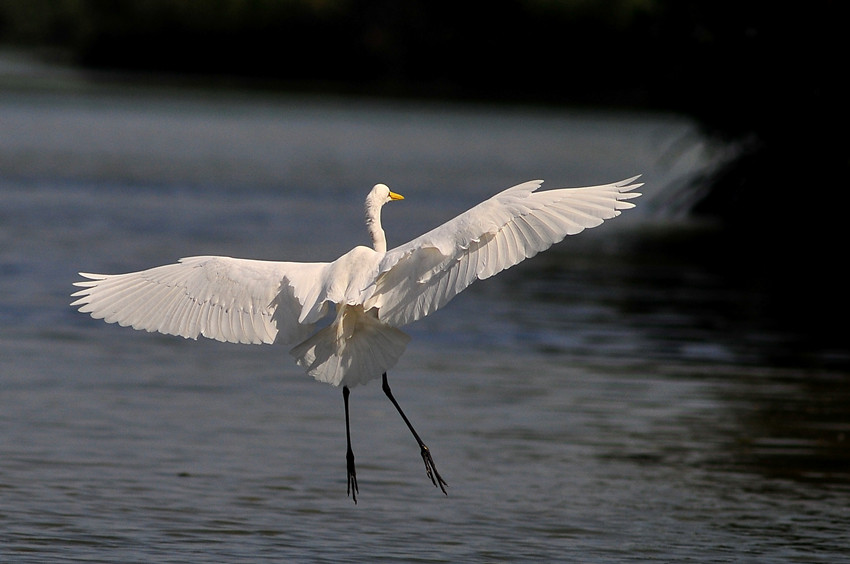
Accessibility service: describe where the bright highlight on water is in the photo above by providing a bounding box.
[72,176,642,503]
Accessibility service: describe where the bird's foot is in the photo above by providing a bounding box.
[420,445,448,495]
[346,449,359,504]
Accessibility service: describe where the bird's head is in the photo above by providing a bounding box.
[369,183,404,206]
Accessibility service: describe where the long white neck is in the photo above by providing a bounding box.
[365,202,387,253]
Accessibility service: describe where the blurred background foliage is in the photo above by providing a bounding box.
[1,0,844,237]
[0,0,672,106]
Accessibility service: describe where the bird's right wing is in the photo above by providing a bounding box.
[370,176,642,327]
[71,256,330,346]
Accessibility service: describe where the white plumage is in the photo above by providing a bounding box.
[72,177,641,387]
[72,176,641,501]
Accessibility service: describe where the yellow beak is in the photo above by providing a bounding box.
[389,191,404,201]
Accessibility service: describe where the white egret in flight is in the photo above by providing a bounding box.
[72,176,642,503]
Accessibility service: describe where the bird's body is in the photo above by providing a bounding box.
[72,176,642,501]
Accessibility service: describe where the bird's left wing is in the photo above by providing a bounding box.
[370,176,642,327]
[72,256,330,346]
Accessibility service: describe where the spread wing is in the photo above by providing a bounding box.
[369,176,642,327]
[71,256,330,346]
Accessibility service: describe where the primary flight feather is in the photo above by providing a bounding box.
[72,176,642,502]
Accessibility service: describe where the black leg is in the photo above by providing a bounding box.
[343,385,358,504]
[381,372,448,495]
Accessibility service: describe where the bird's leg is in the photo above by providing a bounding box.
[381,372,448,495]
[343,385,358,504]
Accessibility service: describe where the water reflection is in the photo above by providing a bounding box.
[497,227,850,486]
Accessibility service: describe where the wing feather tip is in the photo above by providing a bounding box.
[69,296,90,307]
[616,174,642,186]
[77,272,109,280]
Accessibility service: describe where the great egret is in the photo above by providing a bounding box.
[72,176,642,502]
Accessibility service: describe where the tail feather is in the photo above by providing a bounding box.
[290,307,410,387]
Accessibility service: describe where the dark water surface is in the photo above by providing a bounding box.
[1,84,848,562]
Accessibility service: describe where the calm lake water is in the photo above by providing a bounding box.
[1,78,848,562]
